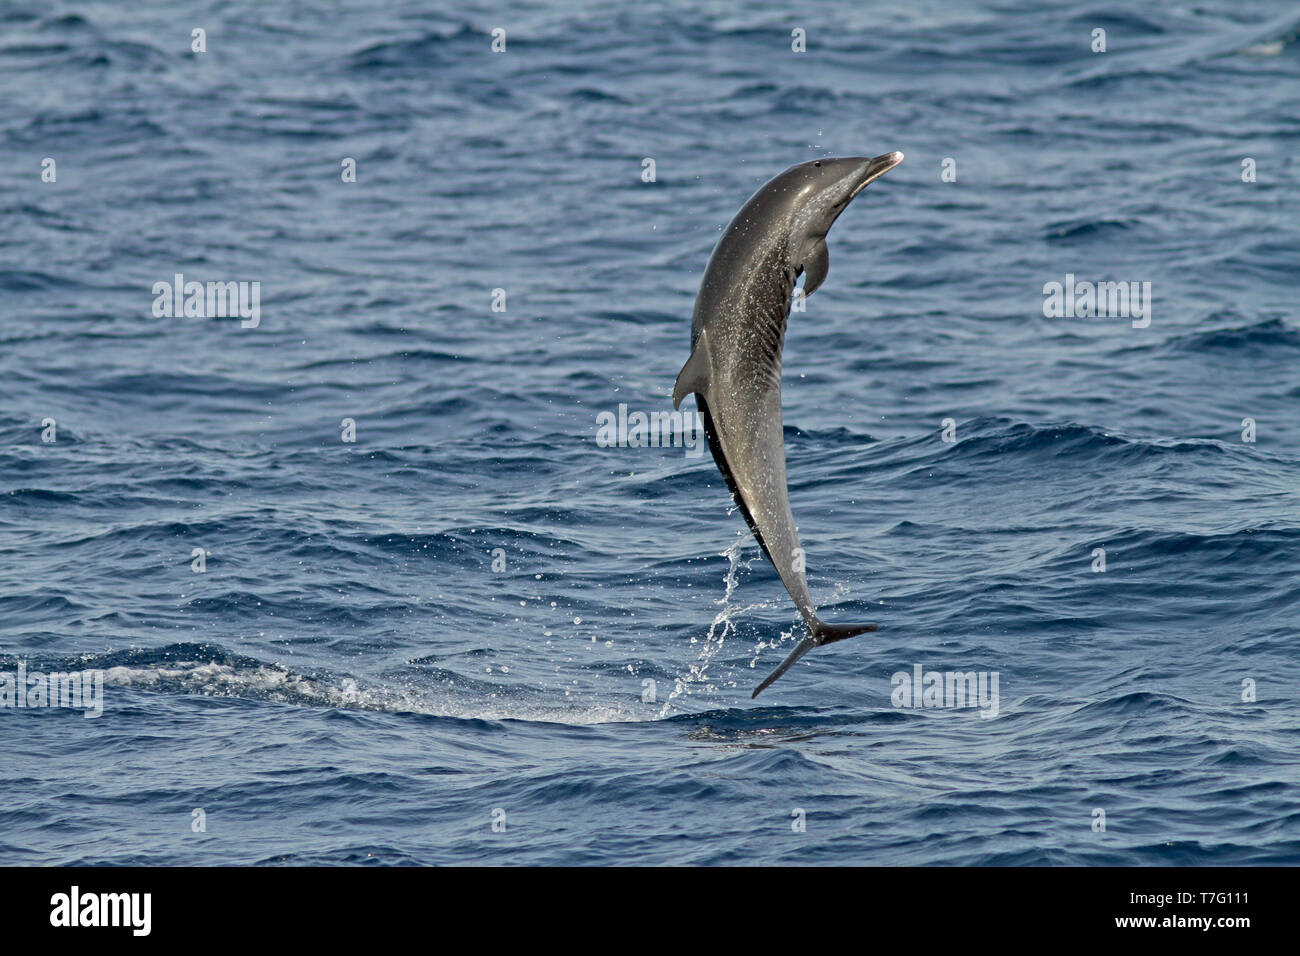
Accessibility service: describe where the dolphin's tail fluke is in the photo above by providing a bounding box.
[751,618,877,698]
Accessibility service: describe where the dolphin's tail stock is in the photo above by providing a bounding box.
[751,616,877,699]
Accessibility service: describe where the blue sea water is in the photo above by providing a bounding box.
[1,0,1298,866]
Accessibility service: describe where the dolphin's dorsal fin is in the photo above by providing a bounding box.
[673,329,712,409]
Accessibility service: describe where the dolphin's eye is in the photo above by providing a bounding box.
[813,161,822,167]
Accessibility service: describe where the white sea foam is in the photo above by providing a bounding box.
[99,660,676,726]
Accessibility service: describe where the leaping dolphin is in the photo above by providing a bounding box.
[673,152,903,698]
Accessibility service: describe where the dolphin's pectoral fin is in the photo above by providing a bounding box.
[751,616,877,698]
[800,239,829,298]
[673,329,713,410]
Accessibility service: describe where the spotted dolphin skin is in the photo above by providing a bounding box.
[673,152,904,697]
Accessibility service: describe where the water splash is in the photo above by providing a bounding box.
[662,538,774,714]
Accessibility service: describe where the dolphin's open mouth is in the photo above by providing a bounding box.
[849,150,904,198]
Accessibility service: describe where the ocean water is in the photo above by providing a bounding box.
[2,0,1298,866]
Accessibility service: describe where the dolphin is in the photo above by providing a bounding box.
[673,152,903,698]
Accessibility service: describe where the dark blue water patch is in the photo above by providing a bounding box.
[343,26,473,72]
[1042,217,1147,243]
[1163,316,1300,354]
[1,0,1298,866]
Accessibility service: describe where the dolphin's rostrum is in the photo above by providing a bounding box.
[674,152,903,698]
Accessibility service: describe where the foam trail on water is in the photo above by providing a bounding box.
[98,660,658,726]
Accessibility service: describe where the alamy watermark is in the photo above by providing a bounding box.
[1,662,104,718]
[1043,274,1151,328]
[891,664,999,718]
[595,403,704,458]
[50,886,150,936]
[152,273,260,328]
